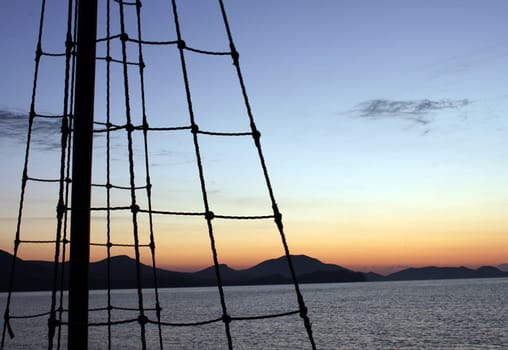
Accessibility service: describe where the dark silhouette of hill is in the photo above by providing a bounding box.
[89,255,195,289]
[2,250,507,291]
[0,250,56,291]
[363,272,386,282]
[242,255,364,283]
[0,251,363,291]
[191,264,246,284]
[383,266,508,281]
[173,255,365,285]
[254,255,363,284]
[245,255,351,278]
[498,263,508,272]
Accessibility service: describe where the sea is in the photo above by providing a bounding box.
[1,278,507,349]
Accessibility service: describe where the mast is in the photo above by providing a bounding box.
[68,0,98,349]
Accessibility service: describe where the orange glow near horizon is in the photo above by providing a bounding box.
[3,213,506,275]
[1,190,506,274]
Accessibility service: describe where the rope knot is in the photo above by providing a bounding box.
[222,314,232,324]
[120,33,129,42]
[230,44,239,66]
[252,129,261,142]
[205,211,215,221]
[251,124,261,147]
[191,124,199,134]
[272,204,283,230]
[56,200,66,219]
[142,119,149,131]
[131,204,140,213]
[65,34,74,50]
[126,123,135,132]
[22,170,28,186]
[35,43,42,61]
[299,305,308,318]
[272,204,282,221]
[177,40,186,50]
[137,315,148,325]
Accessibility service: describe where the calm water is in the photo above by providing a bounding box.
[1,278,507,349]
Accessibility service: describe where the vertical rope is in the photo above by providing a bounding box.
[116,1,148,348]
[169,0,233,348]
[56,2,78,347]
[105,0,114,348]
[132,0,165,347]
[1,0,48,347]
[47,0,76,347]
[216,1,317,348]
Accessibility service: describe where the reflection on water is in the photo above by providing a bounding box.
[1,278,507,349]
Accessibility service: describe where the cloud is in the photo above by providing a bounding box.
[352,98,470,125]
[0,110,61,149]
[0,110,29,142]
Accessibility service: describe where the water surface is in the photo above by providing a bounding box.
[1,278,507,349]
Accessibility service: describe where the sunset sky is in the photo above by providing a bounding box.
[0,0,507,274]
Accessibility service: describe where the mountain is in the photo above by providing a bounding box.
[1,250,507,292]
[0,250,57,291]
[89,255,195,289]
[182,255,365,285]
[385,266,508,281]
[244,255,364,283]
[0,251,363,291]
[363,272,386,282]
[245,255,348,278]
[189,264,250,285]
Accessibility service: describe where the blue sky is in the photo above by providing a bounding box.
[0,0,507,272]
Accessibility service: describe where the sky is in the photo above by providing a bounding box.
[0,0,507,274]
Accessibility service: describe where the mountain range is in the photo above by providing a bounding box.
[1,250,507,292]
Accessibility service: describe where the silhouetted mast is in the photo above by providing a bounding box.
[68,0,98,349]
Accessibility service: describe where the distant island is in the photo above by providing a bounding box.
[1,250,507,292]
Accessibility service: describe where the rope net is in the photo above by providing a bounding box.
[1,0,316,349]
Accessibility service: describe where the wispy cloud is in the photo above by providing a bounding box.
[352,98,470,126]
[0,110,30,142]
[0,110,61,149]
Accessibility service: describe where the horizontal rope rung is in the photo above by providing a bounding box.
[90,242,151,247]
[197,130,252,137]
[26,177,61,183]
[6,311,52,319]
[17,240,59,244]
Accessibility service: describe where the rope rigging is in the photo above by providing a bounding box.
[1,1,316,349]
